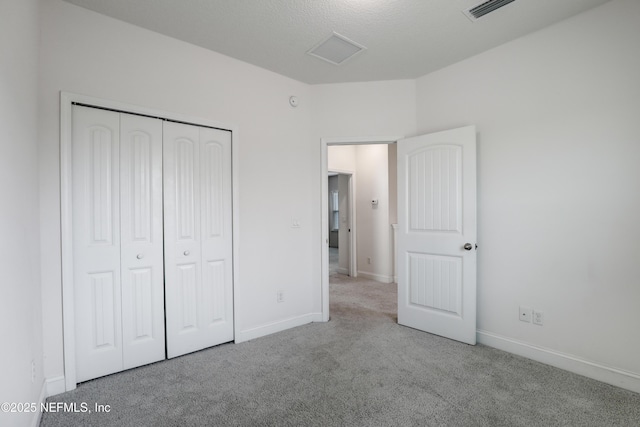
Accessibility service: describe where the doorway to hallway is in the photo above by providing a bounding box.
[323,138,399,322]
[321,127,477,345]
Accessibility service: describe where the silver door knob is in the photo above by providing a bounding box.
[464,243,473,251]
[183,250,190,256]
[136,254,144,259]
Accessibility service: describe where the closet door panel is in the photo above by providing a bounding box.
[120,113,165,369]
[200,128,234,342]
[165,122,234,358]
[72,105,123,382]
[164,121,204,358]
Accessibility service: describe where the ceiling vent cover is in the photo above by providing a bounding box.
[463,0,516,21]
[307,32,366,66]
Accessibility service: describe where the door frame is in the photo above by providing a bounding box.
[60,92,240,391]
[327,169,355,277]
[320,136,403,322]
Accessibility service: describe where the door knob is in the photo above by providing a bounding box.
[183,250,190,256]
[464,243,473,251]
[136,254,144,259]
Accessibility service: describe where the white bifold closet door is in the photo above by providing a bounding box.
[163,121,234,359]
[72,106,165,382]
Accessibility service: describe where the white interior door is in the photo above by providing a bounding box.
[73,106,165,382]
[119,113,165,369]
[73,106,123,382]
[164,121,234,358]
[397,126,477,345]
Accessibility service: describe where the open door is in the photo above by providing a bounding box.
[397,126,477,344]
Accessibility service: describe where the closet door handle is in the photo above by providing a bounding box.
[183,250,190,256]
[136,254,144,259]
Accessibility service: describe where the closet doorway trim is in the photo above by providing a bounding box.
[60,92,240,392]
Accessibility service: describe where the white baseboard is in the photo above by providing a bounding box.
[336,267,349,275]
[31,380,47,427]
[45,376,66,397]
[235,313,319,343]
[357,270,393,284]
[477,330,640,394]
[310,312,324,322]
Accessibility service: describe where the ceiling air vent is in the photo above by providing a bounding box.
[306,32,366,66]
[463,0,516,22]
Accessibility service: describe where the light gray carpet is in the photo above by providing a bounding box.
[329,247,339,276]
[41,274,640,426]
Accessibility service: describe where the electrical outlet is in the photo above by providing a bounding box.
[367,257,371,264]
[31,360,36,383]
[519,306,532,323]
[277,290,285,303]
[533,310,544,326]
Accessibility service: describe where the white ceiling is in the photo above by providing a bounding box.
[62,0,610,85]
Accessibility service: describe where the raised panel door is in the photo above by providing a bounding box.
[120,113,165,369]
[397,126,477,345]
[164,121,203,358]
[164,122,234,358]
[72,105,123,382]
[199,128,233,343]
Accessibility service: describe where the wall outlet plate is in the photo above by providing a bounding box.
[519,306,532,322]
[533,310,544,325]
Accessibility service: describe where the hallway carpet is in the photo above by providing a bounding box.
[41,274,640,426]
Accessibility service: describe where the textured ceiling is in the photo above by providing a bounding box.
[62,0,610,84]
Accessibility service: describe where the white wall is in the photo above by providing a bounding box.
[388,144,398,280]
[388,144,398,226]
[311,80,416,138]
[328,145,357,171]
[39,0,315,384]
[416,0,640,381]
[355,145,392,282]
[0,0,44,426]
